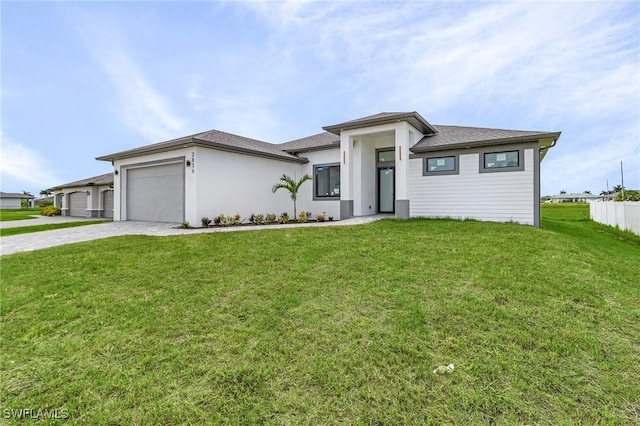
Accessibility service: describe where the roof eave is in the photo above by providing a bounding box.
[281,142,341,154]
[191,138,308,163]
[96,137,198,162]
[410,132,561,153]
[97,138,307,164]
[322,112,437,135]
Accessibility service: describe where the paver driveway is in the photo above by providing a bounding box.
[0,216,386,256]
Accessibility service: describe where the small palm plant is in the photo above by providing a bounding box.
[272,173,312,219]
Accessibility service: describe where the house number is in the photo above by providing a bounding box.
[191,152,195,174]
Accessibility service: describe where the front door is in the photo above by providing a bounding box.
[378,167,395,213]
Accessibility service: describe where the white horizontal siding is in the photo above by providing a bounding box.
[409,149,535,225]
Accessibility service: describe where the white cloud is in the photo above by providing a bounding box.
[239,2,638,120]
[71,13,187,142]
[0,133,62,190]
[237,1,639,191]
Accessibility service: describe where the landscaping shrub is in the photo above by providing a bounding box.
[41,205,61,216]
[298,211,309,222]
[38,199,54,208]
[278,213,290,224]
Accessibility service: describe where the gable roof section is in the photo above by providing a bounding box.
[278,132,340,153]
[51,172,114,190]
[411,125,561,153]
[96,129,307,163]
[322,111,438,135]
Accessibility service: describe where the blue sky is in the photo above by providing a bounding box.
[1,1,638,196]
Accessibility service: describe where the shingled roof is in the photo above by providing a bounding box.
[322,111,438,135]
[0,191,34,199]
[51,172,114,190]
[96,112,559,163]
[411,125,561,153]
[97,129,307,163]
[278,132,340,153]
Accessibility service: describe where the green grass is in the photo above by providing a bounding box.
[0,221,108,237]
[1,204,639,424]
[0,208,41,222]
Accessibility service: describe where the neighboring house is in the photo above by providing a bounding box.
[96,111,561,226]
[50,173,114,218]
[0,192,34,209]
[549,193,613,203]
[29,196,54,208]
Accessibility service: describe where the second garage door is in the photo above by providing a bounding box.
[126,162,184,222]
[69,192,87,217]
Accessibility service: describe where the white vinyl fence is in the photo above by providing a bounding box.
[590,201,640,235]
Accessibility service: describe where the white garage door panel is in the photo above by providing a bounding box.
[69,192,86,217]
[103,190,114,219]
[127,163,184,222]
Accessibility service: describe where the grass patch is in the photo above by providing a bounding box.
[0,208,41,222]
[0,221,109,237]
[1,204,639,424]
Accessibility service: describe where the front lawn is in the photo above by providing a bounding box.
[1,204,638,424]
[0,221,108,237]
[0,208,41,222]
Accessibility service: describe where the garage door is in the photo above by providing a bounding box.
[126,163,184,222]
[103,190,114,219]
[69,192,87,217]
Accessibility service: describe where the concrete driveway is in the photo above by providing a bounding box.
[0,215,388,256]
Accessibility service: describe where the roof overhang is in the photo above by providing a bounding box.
[322,112,438,135]
[96,137,307,164]
[281,142,341,154]
[49,172,114,191]
[190,138,308,164]
[410,132,561,154]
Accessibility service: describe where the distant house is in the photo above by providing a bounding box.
[549,192,613,204]
[29,196,54,208]
[0,192,34,209]
[50,173,114,218]
[96,111,561,226]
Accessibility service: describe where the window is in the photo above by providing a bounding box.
[378,150,395,163]
[314,164,340,199]
[423,155,458,175]
[480,149,524,173]
[427,156,455,172]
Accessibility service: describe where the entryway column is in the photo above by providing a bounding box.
[394,123,410,219]
[339,132,354,219]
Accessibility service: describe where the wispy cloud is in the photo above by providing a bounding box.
[237,1,639,192]
[0,132,62,190]
[70,11,187,142]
